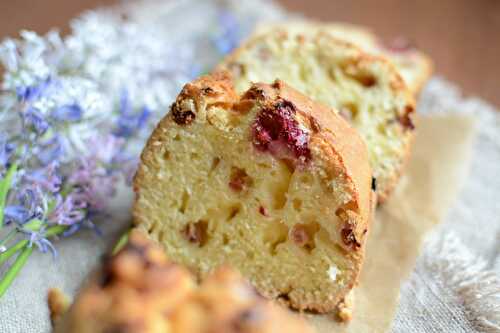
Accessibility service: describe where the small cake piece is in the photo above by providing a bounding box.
[254,21,433,96]
[133,73,373,312]
[217,29,416,202]
[54,230,314,333]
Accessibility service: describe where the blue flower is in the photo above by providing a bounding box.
[51,104,83,122]
[28,233,57,258]
[16,78,53,102]
[47,193,86,226]
[0,135,16,168]
[114,90,151,138]
[37,135,64,166]
[25,162,61,193]
[4,205,31,225]
[62,219,102,238]
[4,186,44,225]
[24,106,49,135]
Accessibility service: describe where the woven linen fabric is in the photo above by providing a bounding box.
[392,78,500,333]
[0,1,499,332]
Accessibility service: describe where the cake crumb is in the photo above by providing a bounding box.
[336,290,355,322]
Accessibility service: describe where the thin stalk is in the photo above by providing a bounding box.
[0,163,17,229]
[0,229,17,248]
[0,240,28,265]
[112,229,130,255]
[45,225,67,237]
[0,224,66,266]
[0,244,33,298]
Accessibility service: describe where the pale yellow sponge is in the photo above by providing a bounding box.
[256,21,433,96]
[133,73,373,313]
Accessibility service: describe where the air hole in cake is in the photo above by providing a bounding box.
[147,222,158,233]
[263,221,288,256]
[352,73,377,87]
[290,222,320,253]
[222,233,230,245]
[341,64,377,88]
[179,190,190,214]
[299,174,313,186]
[277,292,291,302]
[328,68,339,83]
[158,229,167,243]
[339,103,358,121]
[162,150,170,160]
[292,198,303,212]
[229,167,253,193]
[281,159,296,174]
[270,163,293,210]
[173,134,181,141]
[227,204,242,221]
[182,220,208,247]
[190,152,200,160]
[256,162,271,169]
[209,157,221,174]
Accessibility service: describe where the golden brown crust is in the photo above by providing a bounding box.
[55,231,315,333]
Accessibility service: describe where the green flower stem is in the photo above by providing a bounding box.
[0,229,17,248]
[45,225,68,237]
[0,239,28,265]
[0,225,67,266]
[0,244,33,298]
[112,229,130,255]
[0,163,18,230]
[0,224,68,299]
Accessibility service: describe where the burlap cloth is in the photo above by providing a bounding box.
[0,1,499,332]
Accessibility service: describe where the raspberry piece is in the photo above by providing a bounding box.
[251,100,311,163]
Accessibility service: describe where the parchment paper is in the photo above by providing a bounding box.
[307,114,477,332]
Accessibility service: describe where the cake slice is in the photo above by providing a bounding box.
[54,230,314,333]
[217,29,416,202]
[133,72,373,313]
[255,21,433,96]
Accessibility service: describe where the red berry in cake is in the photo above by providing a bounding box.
[251,100,311,164]
[290,224,310,248]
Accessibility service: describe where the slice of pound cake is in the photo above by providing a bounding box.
[133,73,373,313]
[255,21,433,96]
[217,29,416,202]
[54,231,314,333]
